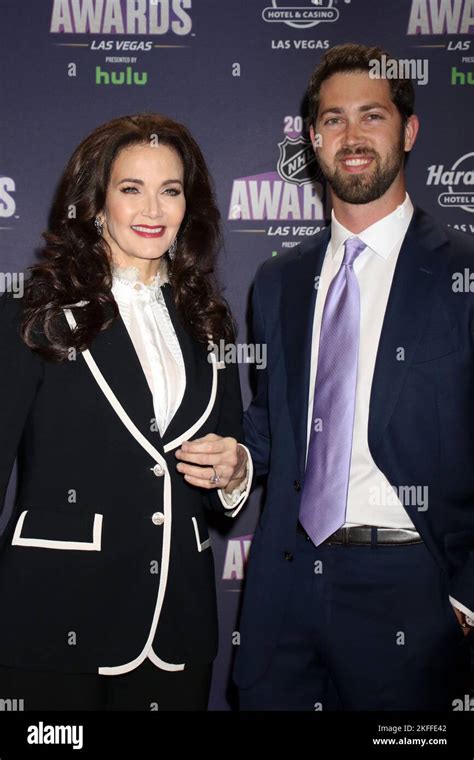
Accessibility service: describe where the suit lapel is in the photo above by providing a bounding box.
[88,305,161,451]
[281,231,330,474]
[159,283,213,447]
[84,283,213,455]
[368,207,449,454]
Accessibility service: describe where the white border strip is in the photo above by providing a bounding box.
[12,511,103,551]
[191,516,211,552]
[147,650,185,672]
[64,307,184,675]
[163,354,219,453]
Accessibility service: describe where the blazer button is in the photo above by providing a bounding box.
[152,464,165,477]
[283,551,294,562]
[152,512,165,526]
[293,480,301,492]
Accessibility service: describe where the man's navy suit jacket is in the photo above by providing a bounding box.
[234,207,474,689]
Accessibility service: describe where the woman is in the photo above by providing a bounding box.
[0,114,251,710]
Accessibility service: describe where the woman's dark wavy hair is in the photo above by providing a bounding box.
[21,113,235,361]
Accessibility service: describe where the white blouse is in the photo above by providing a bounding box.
[111,264,184,437]
[111,263,249,507]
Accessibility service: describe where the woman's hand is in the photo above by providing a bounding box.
[175,433,248,492]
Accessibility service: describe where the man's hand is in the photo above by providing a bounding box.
[175,433,247,493]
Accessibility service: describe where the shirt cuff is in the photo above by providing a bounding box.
[217,444,253,518]
[449,596,474,624]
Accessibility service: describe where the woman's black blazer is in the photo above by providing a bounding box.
[0,285,248,674]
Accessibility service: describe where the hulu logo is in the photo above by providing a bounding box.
[95,66,148,86]
[451,67,474,85]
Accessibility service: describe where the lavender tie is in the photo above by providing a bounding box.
[299,237,366,546]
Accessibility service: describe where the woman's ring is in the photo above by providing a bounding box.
[209,465,220,484]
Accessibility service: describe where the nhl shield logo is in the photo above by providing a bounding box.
[277,136,319,186]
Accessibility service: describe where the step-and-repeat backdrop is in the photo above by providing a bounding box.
[1,0,473,709]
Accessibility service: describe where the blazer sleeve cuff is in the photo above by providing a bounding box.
[448,559,474,621]
[449,595,474,623]
[217,444,253,518]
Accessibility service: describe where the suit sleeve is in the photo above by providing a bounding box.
[241,270,271,478]
[0,293,44,548]
[448,558,474,617]
[204,353,252,517]
[446,256,474,613]
[205,261,273,515]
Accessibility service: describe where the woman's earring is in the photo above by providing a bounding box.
[168,238,177,260]
[94,217,104,237]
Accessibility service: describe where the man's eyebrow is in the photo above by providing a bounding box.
[319,106,344,118]
[319,103,390,118]
[359,102,390,113]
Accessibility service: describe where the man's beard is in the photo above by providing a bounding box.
[317,133,406,205]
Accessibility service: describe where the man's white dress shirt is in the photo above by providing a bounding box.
[304,196,471,620]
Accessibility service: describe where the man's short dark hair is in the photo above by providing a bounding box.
[307,43,415,127]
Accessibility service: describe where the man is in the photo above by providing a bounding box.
[234,43,474,710]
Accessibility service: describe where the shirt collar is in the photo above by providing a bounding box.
[330,193,414,261]
[111,263,169,297]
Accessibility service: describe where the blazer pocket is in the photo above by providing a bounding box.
[191,515,211,552]
[411,327,459,364]
[11,509,103,551]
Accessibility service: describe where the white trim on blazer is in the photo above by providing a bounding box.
[12,511,103,551]
[192,516,212,552]
[63,307,220,675]
[163,368,219,453]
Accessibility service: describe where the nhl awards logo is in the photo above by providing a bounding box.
[222,534,252,583]
[50,0,193,35]
[262,0,339,29]
[277,136,320,185]
[407,0,474,35]
[228,123,328,241]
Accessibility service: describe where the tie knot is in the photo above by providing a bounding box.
[343,237,365,267]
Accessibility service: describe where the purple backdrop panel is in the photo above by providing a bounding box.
[1,0,473,710]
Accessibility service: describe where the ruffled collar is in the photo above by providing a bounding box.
[111,262,169,292]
